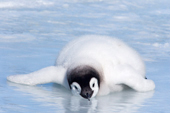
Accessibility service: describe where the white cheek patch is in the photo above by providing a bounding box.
[71,82,81,95]
[89,77,99,98]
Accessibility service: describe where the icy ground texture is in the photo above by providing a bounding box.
[0,0,170,113]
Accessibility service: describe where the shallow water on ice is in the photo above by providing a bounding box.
[0,0,170,113]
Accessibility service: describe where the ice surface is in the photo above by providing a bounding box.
[0,0,170,113]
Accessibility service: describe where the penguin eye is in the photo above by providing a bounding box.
[90,77,98,90]
[89,77,99,98]
[74,86,78,90]
[71,82,81,94]
[92,83,95,87]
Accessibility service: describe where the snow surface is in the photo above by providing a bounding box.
[0,0,170,113]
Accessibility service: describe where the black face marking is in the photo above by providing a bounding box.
[67,65,100,99]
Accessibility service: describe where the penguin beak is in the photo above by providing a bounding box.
[86,93,91,101]
[80,87,93,101]
[87,97,90,101]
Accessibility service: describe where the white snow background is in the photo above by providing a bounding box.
[0,0,170,113]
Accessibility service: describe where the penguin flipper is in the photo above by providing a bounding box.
[7,66,67,87]
[115,65,155,92]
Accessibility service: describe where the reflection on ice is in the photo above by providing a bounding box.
[8,82,154,113]
[1,0,169,112]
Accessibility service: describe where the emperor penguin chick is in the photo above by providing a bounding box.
[7,35,155,100]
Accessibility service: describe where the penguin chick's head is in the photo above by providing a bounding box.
[67,65,100,100]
